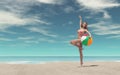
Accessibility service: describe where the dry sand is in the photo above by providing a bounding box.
[0,62,120,75]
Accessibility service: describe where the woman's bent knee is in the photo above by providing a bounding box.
[70,40,77,45]
[70,40,74,44]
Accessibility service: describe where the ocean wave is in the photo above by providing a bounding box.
[1,61,47,64]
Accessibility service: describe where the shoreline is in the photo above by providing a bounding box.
[0,61,120,64]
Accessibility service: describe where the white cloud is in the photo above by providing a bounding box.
[18,37,34,40]
[88,21,120,38]
[76,0,120,19]
[0,37,12,41]
[0,0,56,42]
[0,11,27,25]
[38,38,56,43]
[62,21,74,26]
[47,40,56,43]
[0,30,17,34]
[37,0,64,4]
[107,35,120,39]
[76,0,120,10]
[0,0,35,14]
[0,0,50,30]
[68,35,76,38]
[24,38,56,44]
[24,40,39,44]
[64,6,75,13]
[33,19,50,25]
[103,11,111,19]
[0,11,50,30]
[68,21,73,25]
[27,27,58,38]
[85,16,92,19]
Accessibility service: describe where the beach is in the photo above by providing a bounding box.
[0,62,120,75]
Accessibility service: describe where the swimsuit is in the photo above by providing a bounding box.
[78,30,88,37]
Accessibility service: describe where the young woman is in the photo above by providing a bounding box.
[70,16,91,66]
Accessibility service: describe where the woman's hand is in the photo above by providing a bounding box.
[79,16,82,19]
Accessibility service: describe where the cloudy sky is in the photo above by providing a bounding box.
[0,0,120,56]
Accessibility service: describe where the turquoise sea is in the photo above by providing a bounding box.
[0,56,120,64]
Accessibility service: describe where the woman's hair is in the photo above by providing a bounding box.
[81,22,88,30]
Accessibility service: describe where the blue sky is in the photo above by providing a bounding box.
[0,0,120,56]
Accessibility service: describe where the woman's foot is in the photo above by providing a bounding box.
[80,62,83,66]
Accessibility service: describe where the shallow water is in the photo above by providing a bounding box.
[0,56,120,64]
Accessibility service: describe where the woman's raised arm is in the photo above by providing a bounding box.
[79,16,82,28]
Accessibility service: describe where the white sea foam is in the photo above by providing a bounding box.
[1,61,47,64]
[0,61,62,64]
[5,61,32,64]
[91,60,120,62]
[114,61,120,62]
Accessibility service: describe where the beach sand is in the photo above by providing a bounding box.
[0,62,120,75]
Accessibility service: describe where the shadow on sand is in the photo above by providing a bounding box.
[78,65,98,68]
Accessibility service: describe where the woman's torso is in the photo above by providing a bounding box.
[77,28,88,37]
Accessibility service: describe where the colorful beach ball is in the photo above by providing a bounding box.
[81,36,93,46]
